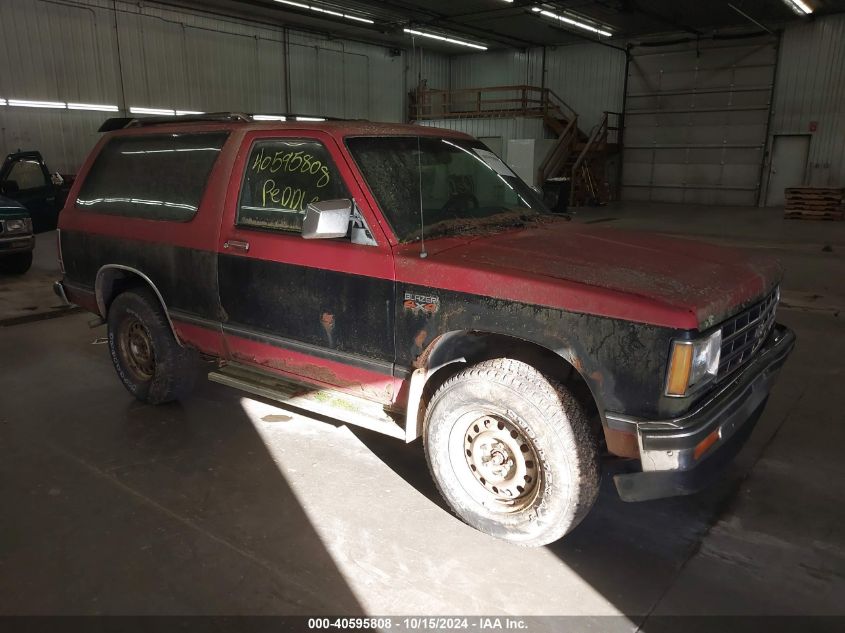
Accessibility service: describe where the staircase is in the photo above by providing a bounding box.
[410,84,621,207]
[540,109,622,207]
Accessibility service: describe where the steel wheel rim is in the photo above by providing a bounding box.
[119,315,155,381]
[449,411,541,513]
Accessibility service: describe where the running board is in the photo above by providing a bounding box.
[208,362,407,441]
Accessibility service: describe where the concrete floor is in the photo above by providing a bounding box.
[0,203,843,624]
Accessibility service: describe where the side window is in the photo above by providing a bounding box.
[76,132,228,221]
[7,160,48,190]
[238,139,349,233]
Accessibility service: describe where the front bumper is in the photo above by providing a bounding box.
[0,234,35,254]
[608,322,796,502]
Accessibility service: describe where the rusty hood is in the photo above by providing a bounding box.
[432,221,782,331]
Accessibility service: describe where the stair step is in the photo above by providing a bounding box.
[208,362,408,441]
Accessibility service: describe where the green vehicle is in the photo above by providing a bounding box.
[0,195,34,274]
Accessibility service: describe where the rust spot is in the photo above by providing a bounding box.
[605,427,639,458]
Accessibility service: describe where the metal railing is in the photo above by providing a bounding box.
[411,84,577,122]
[569,110,622,204]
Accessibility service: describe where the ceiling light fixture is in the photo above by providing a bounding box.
[295,116,326,121]
[784,0,813,14]
[0,98,6,106]
[274,1,374,24]
[130,107,176,116]
[7,99,67,109]
[253,115,288,121]
[175,110,205,115]
[531,6,613,37]
[404,28,488,51]
[67,102,119,112]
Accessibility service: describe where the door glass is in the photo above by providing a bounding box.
[7,160,47,190]
[238,139,349,233]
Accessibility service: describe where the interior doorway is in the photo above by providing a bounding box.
[765,134,811,206]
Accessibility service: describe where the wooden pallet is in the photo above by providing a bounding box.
[784,187,844,221]
[784,209,844,221]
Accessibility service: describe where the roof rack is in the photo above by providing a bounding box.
[98,112,251,132]
[98,112,366,133]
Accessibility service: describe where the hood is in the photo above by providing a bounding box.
[419,221,782,331]
[0,195,30,220]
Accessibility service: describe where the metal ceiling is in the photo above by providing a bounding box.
[168,0,845,51]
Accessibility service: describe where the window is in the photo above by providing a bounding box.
[7,160,47,191]
[346,136,548,243]
[76,132,228,221]
[238,139,349,233]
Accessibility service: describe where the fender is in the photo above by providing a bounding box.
[95,264,182,345]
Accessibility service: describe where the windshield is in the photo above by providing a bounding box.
[346,136,551,243]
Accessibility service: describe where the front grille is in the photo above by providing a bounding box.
[718,286,779,379]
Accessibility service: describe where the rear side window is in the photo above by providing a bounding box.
[76,132,228,221]
[237,139,349,233]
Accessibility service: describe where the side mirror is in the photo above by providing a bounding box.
[302,199,352,239]
[1,180,20,196]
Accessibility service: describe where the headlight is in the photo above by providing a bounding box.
[4,219,31,234]
[665,329,722,397]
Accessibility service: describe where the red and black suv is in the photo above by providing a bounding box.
[55,113,795,545]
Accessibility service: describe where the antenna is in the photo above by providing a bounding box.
[416,134,427,258]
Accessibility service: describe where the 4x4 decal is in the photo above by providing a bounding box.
[403,291,440,315]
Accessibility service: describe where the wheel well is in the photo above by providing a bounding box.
[419,331,602,441]
[97,268,143,316]
[95,266,181,344]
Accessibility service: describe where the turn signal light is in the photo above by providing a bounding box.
[694,429,720,461]
[666,343,693,396]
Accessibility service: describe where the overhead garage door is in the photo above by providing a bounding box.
[622,36,777,206]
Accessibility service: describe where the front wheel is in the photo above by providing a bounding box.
[107,287,197,404]
[424,358,600,546]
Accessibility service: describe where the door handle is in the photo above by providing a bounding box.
[224,239,250,252]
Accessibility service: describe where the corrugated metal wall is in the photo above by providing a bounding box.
[0,0,412,173]
[544,44,626,135]
[449,44,625,132]
[417,118,546,162]
[764,13,845,194]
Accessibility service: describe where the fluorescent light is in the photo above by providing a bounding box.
[130,107,176,116]
[344,14,374,23]
[785,0,813,14]
[531,6,613,37]
[311,7,343,17]
[273,1,374,25]
[7,99,67,109]
[404,28,488,51]
[175,110,204,115]
[295,116,326,121]
[67,102,119,112]
[0,98,6,106]
[253,115,288,121]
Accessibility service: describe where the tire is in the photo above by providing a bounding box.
[0,251,33,275]
[107,287,197,404]
[423,358,600,546]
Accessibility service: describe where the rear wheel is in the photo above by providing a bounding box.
[0,251,33,275]
[107,287,197,404]
[424,358,600,546]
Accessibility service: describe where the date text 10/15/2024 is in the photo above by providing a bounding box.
[307,617,529,630]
